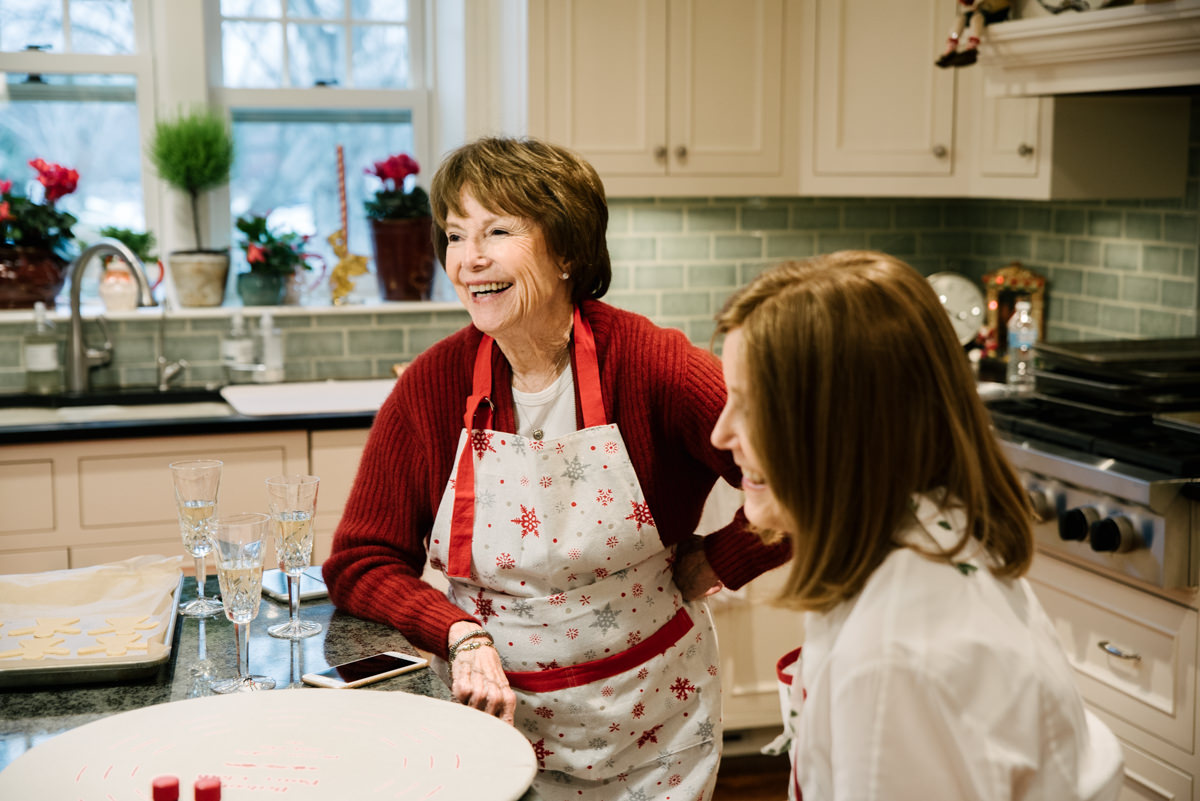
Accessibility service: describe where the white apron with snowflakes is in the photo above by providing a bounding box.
[428,308,722,801]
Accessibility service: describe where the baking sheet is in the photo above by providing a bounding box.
[0,689,537,801]
[0,555,184,688]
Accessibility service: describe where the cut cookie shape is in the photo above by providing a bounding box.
[88,615,159,636]
[78,633,150,657]
[8,617,82,638]
[0,637,71,660]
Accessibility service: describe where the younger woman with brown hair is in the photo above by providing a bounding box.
[710,251,1122,801]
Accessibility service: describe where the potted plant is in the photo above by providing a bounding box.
[95,226,164,312]
[147,108,235,307]
[364,152,436,301]
[0,159,80,309]
[234,213,320,306]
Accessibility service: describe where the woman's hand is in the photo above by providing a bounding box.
[447,621,516,725]
[674,535,724,601]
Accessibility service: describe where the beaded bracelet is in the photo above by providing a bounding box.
[451,641,494,660]
[448,628,493,659]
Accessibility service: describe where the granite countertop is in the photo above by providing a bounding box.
[0,577,450,773]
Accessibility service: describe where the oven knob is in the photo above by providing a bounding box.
[1059,507,1098,541]
[1090,515,1141,553]
[1027,489,1054,523]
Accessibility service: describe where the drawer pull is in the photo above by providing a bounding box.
[1098,640,1141,661]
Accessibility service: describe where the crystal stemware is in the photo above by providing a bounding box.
[265,474,322,640]
[210,511,276,693]
[168,459,225,618]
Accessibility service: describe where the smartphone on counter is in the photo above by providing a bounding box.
[262,566,328,603]
[301,652,429,689]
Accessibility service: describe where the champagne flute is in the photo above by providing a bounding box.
[265,474,322,640]
[169,459,225,618]
[210,512,275,693]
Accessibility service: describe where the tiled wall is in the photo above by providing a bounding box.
[1,97,1196,394]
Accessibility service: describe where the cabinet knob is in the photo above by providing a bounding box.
[654,146,668,161]
[1017,143,1034,157]
[675,145,688,160]
[932,144,948,159]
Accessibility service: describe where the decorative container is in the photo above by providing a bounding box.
[369,217,436,302]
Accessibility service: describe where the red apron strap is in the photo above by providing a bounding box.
[447,336,496,578]
[572,306,606,428]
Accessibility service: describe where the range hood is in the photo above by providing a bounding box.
[983,0,1200,97]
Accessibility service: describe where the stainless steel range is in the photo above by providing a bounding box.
[985,337,1200,599]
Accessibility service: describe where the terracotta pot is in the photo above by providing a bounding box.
[0,245,68,310]
[369,217,437,302]
[168,251,230,307]
[236,271,285,306]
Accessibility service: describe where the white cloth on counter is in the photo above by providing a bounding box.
[0,555,184,665]
[787,491,1123,801]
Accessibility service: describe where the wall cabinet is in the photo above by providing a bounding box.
[798,0,1190,199]
[527,0,801,197]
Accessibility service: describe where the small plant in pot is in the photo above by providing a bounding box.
[147,107,234,307]
[235,213,319,306]
[364,152,436,302]
[95,226,164,312]
[0,159,80,309]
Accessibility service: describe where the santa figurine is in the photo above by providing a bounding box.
[936,0,1011,68]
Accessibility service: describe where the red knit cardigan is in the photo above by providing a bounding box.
[323,300,791,658]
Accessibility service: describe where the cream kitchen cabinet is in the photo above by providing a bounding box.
[527,0,801,197]
[798,0,1189,199]
[0,431,309,575]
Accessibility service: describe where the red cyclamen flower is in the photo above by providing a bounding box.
[246,243,266,263]
[0,201,10,222]
[29,158,79,204]
[366,153,420,189]
[0,180,11,195]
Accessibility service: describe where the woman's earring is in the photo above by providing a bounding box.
[560,271,569,280]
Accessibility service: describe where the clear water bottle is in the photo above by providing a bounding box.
[1006,300,1037,395]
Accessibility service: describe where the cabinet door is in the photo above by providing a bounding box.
[531,0,669,177]
[810,0,956,177]
[976,92,1043,178]
[666,0,784,177]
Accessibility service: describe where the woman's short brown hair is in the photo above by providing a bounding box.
[429,136,611,304]
[716,251,1033,612]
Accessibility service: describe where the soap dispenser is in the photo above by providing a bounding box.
[220,310,256,383]
[256,311,285,384]
[24,301,62,395]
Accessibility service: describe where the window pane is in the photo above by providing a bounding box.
[287,22,343,88]
[231,113,426,304]
[351,24,408,89]
[221,0,281,16]
[288,0,343,19]
[0,0,65,53]
[68,0,134,54]
[352,0,406,23]
[222,20,284,88]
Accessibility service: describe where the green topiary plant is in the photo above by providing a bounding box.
[146,108,234,252]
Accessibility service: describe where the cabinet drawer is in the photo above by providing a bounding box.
[0,459,54,534]
[1104,718,1194,801]
[1029,557,1197,754]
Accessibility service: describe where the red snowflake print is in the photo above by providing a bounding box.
[596,488,614,506]
[568,548,582,560]
[470,429,496,460]
[539,475,553,488]
[429,556,446,572]
[471,589,496,624]
[566,628,579,640]
[632,701,646,719]
[617,772,628,782]
[496,553,516,570]
[537,659,561,671]
[534,706,554,719]
[669,775,683,787]
[707,665,718,676]
[529,633,542,645]
[530,738,555,768]
[606,535,619,549]
[625,500,656,531]
[566,573,578,582]
[627,631,642,647]
[604,441,619,455]
[529,439,545,452]
[548,592,567,606]
[632,583,644,597]
[510,504,541,538]
[670,676,697,701]
[555,443,566,454]
[637,724,663,748]
[579,594,592,606]
[609,723,621,733]
[520,476,530,487]
[601,686,614,697]
[637,667,649,680]
[594,568,609,579]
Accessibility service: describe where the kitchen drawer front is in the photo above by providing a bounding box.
[1109,727,1194,801]
[1029,556,1197,754]
[0,458,55,535]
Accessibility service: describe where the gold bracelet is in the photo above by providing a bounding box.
[448,628,492,658]
[450,640,494,661]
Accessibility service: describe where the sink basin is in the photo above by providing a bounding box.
[220,379,397,417]
[0,386,225,409]
[0,402,234,427]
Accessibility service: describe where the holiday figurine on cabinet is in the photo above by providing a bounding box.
[935,0,1011,68]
